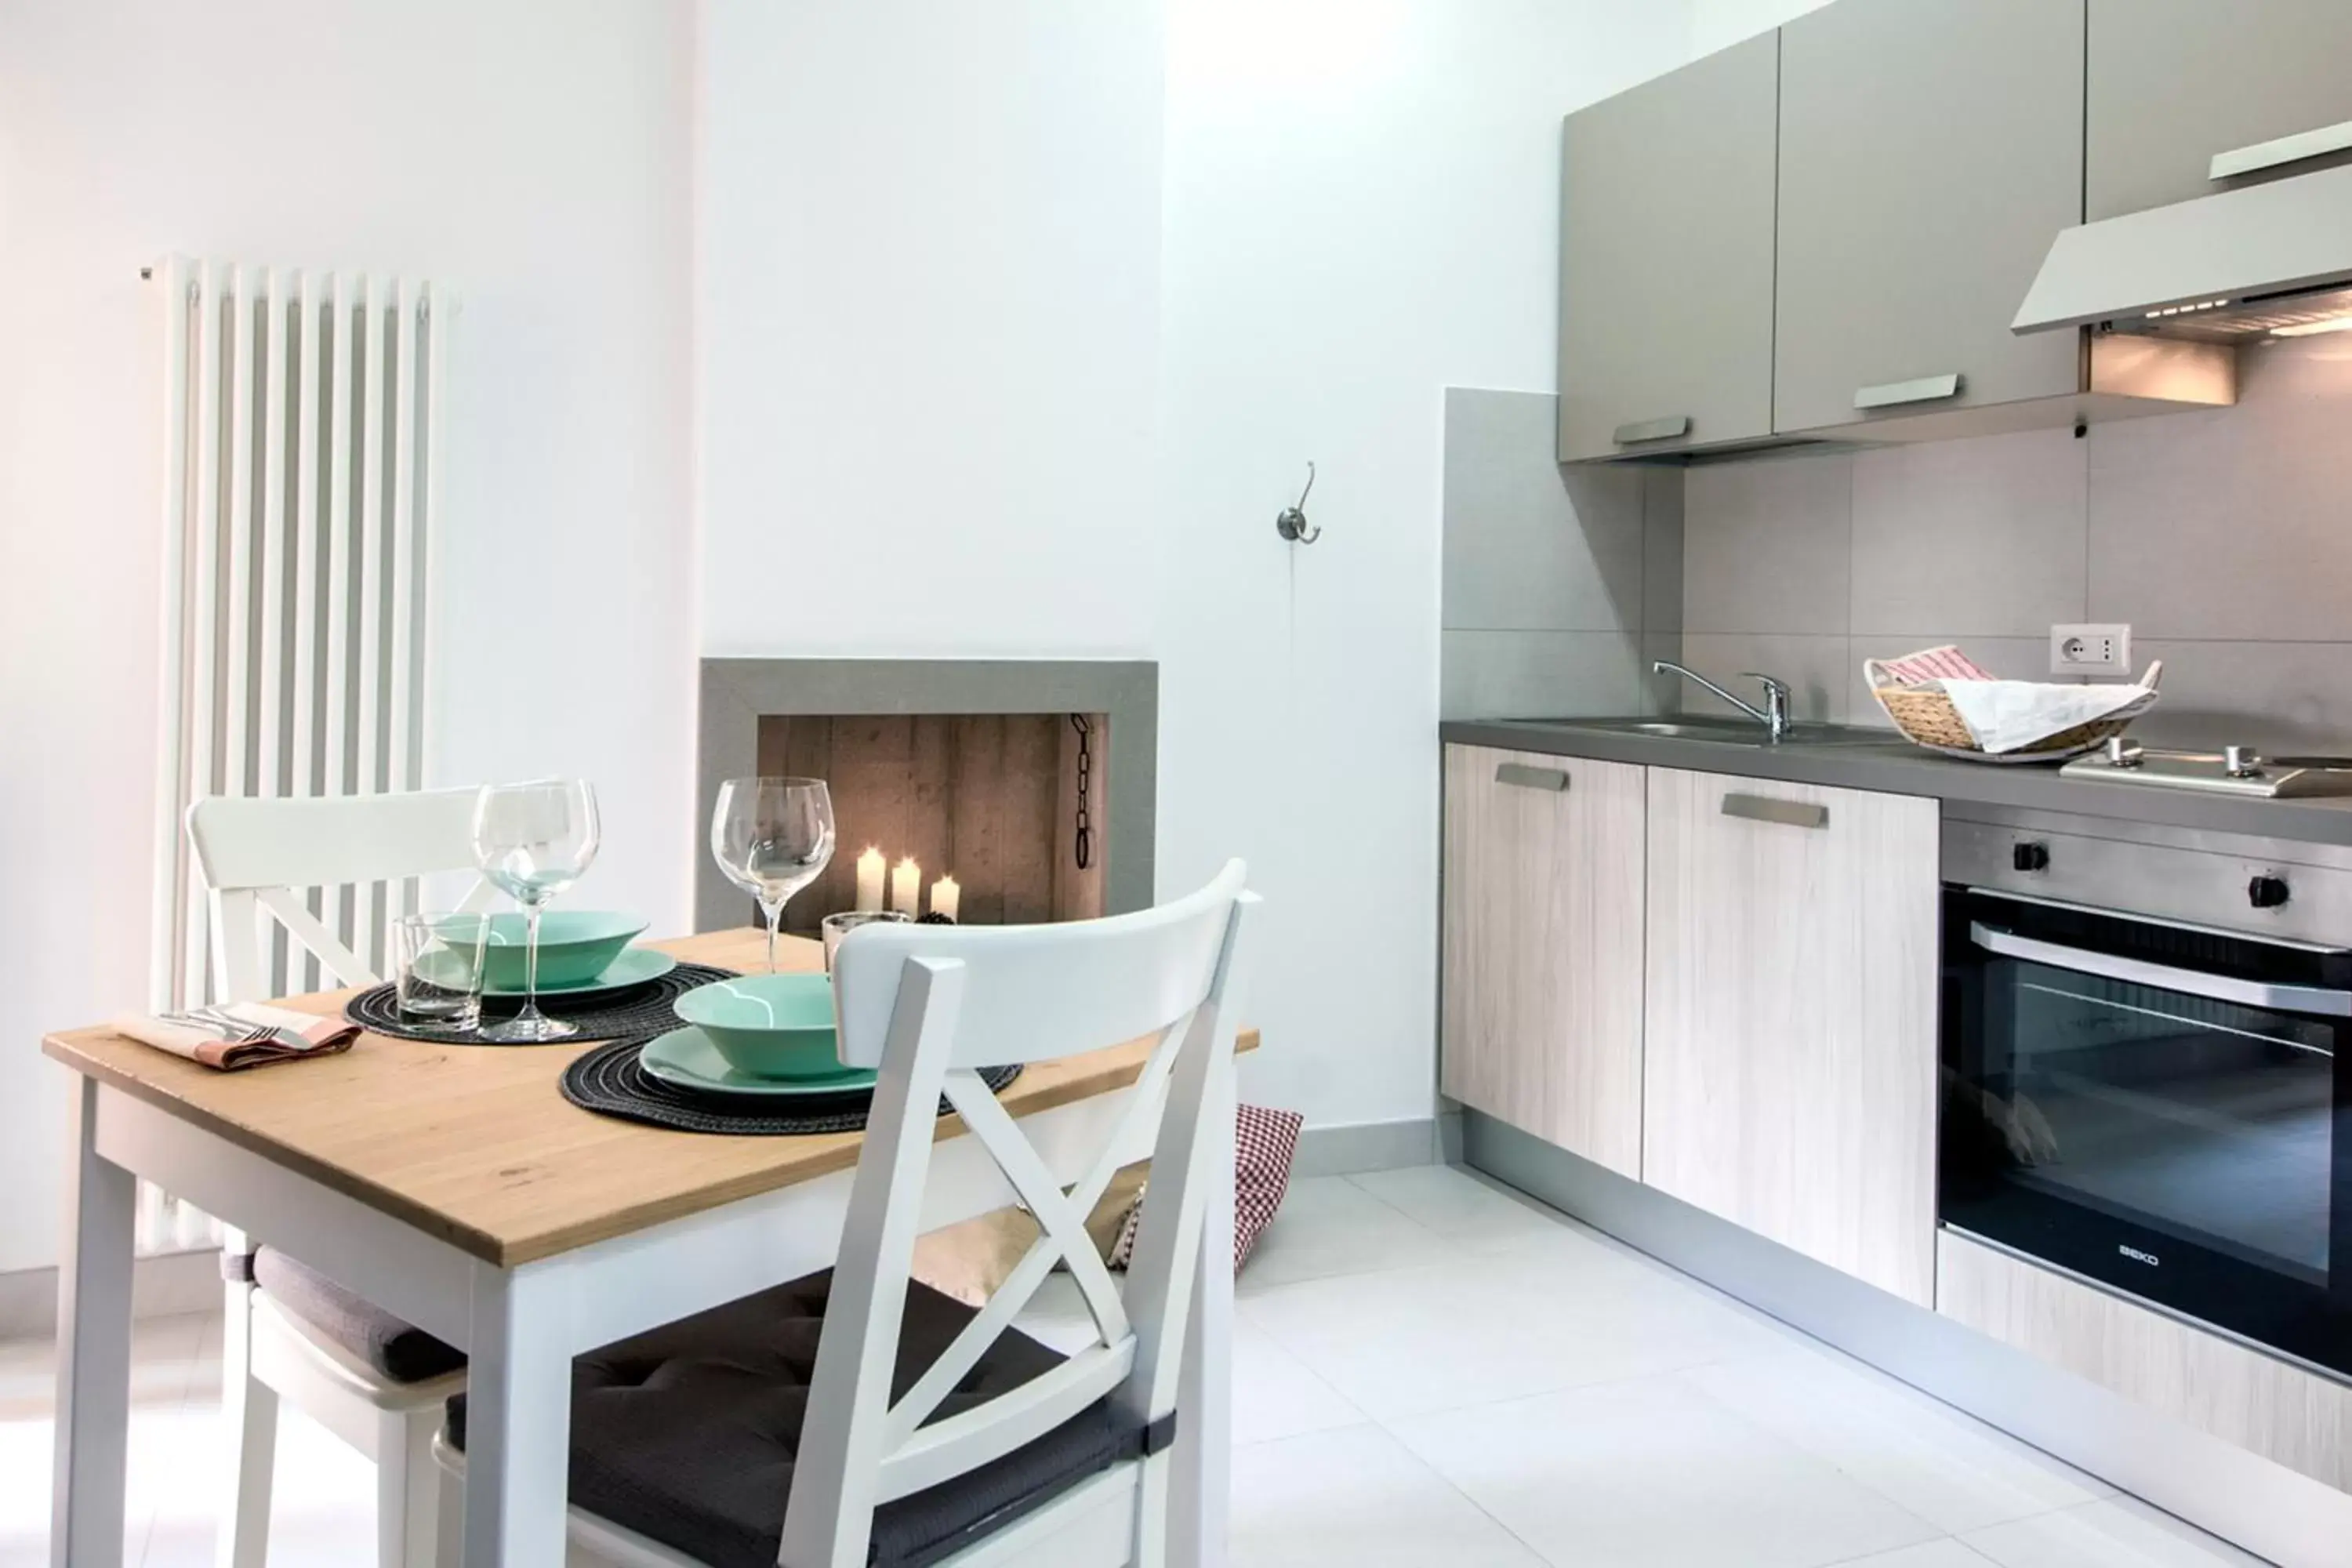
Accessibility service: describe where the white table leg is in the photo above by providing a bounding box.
[462,1259,572,1568]
[1170,1075,1234,1568]
[52,1076,138,1568]
[215,1230,278,1568]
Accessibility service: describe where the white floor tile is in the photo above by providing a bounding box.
[1231,1317,1367,1447]
[1232,1241,1731,1429]
[1391,1374,1944,1568]
[1480,1223,1806,1362]
[1682,1348,2111,1534]
[1232,1422,1547,1568]
[1961,1498,2269,1568]
[1346,1164,1573,1247]
[0,1314,209,1422]
[1829,1543,1999,1568]
[139,1403,376,1568]
[1238,1176,1461,1293]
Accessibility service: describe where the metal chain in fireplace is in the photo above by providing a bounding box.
[1070,713,1094,871]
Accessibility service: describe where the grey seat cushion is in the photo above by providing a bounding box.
[250,1247,467,1385]
[445,1270,1143,1568]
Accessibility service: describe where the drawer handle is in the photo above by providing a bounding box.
[1855,373,1962,411]
[2210,118,2352,182]
[1495,763,1570,793]
[1613,415,1692,445]
[1722,793,1827,829]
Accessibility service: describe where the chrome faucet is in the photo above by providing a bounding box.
[1653,661,1794,742]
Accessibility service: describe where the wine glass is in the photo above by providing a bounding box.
[710,777,836,971]
[471,779,602,1043]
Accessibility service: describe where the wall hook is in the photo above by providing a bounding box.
[1275,463,1321,544]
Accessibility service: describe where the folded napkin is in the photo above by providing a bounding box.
[111,1002,358,1071]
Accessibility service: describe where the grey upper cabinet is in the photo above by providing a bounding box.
[1558,32,1778,463]
[1773,0,2086,436]
[2088,0,2352,220]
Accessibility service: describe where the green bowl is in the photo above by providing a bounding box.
[470,910,649,990]
[670,974,842,1080]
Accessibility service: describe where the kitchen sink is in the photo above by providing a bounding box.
[1497,715,1895,747]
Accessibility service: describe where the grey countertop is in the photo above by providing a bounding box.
[1440,718,2352,848]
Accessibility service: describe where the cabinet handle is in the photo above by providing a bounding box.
[1855,373,1962,411]
[2210,118,2352,182]
[1495,763,1570,793]
[1722,793,1828,829]
[1613,415,1692,445]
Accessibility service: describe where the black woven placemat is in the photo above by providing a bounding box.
[346,962,741,1044]
[561,1038,1022,1135]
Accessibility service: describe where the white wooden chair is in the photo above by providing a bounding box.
[186,788,493,1568]
[437,860,1258,1568]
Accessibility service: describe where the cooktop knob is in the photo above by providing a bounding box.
[2249,874,2291,910]
[2012,842,2050,873]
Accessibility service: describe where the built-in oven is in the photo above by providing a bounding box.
[1940,806,2352,1378]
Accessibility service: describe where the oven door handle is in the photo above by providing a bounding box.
[1969,922,2352,1018]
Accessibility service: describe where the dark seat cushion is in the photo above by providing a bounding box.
[250,1247,468,1385]
[447,1270,1141,1568]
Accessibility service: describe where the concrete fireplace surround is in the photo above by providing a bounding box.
[695,659,1157,932]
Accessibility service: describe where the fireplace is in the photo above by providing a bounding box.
[695,660,1156,934]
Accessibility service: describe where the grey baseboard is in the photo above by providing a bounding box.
[0,1249,223,1341]
[1290,1113,1454,1178]
[1463,1112,2352,1568]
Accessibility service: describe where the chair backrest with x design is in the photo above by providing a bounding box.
[185,788,492,1002]
[781,859,1257,1568]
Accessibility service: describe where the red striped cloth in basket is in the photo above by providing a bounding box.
[1873,645,1994,684]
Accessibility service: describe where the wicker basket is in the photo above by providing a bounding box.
[1865,657,2164,764]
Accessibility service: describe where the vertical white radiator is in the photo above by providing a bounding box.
[145,258,448,1252]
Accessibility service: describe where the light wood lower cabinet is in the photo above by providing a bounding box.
[1441,745,1646,1178]
[1939,1230,2352,1492]
[1642,768,1940,1305]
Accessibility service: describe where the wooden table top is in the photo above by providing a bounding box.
[44,928,1256,1268]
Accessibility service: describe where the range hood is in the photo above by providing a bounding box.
[2015,159,2352,343]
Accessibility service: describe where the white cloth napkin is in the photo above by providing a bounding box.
[111,1002,358,1071]
[1940,678,2159,754]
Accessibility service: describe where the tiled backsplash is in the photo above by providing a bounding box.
[1679,336,2352,750]
[1439,387,1682,720]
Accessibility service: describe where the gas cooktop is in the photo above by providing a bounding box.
[2060,739,2352,799]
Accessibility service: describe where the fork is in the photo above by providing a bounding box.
[159,1008,267,1042]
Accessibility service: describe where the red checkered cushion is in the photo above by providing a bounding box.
[1109,1103,1304,1273]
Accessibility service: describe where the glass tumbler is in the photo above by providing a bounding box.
[821,909,910,972]
[395,913,491,1030]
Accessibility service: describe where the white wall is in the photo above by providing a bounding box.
[1690,0,1834,56]
[1152,0,1693,1129]
[696,1,1167,658]
[699,0,1693,1135]
[0,0,695,1272]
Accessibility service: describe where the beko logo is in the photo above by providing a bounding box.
[2118,1244,2161,1267]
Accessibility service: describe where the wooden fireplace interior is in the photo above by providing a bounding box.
[756,713,1108,932]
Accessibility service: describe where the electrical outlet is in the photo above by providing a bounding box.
[2051,622,2132,677]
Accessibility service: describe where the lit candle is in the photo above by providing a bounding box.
[930,874,960,922]
[890,856,921,914]
[855,847,886,912]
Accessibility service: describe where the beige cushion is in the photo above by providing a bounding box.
[911,1161,1150,1306]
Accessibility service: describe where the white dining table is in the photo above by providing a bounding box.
[44,925,1247,1566]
